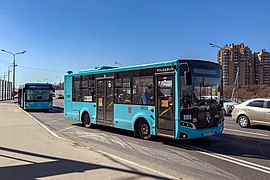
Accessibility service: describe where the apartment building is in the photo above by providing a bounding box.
[217,43,253,86]
[253,49,270,85]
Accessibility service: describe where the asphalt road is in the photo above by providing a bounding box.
[28,99,270,180]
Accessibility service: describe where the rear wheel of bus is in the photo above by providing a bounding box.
[82,112,91,128]
[138,119,151,140]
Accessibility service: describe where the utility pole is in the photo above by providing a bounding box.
[1,49,26,99]
[231,67,239,102]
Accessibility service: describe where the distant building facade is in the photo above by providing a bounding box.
[253,49,270,85]
[217,43,270,86]
[218,43,253,86]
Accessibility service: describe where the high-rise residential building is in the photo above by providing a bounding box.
[217,43,253,86]
[218,43,270,87]
[253,49,270,85]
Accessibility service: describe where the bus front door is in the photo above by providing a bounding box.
[155,74,175,138]
[96,78,114,126]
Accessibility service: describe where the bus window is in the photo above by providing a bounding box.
[133,76,154,105]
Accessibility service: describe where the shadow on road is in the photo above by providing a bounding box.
[249,124,270,131]
[0,146,170,180]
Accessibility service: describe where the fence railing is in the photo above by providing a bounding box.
[0,80,12,101]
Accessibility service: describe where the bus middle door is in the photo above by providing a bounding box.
[96,78,114,127]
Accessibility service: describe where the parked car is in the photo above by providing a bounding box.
[223,97,238,116]
[231,98,270,128]
[55,93,64,99]
[201,96,237,115]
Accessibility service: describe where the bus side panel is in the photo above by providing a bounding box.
[64,76,73,119]
[70,102,81,120]
[114,104,156,135]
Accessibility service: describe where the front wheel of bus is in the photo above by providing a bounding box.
[83,112,91,128]
[138,119,151,140]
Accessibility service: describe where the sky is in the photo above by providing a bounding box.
[0,0,269,87]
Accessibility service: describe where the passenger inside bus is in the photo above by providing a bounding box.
[142,85,154,104]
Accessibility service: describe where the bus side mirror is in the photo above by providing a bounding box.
[184,71,192,86]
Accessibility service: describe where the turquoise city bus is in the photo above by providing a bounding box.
[18,83,54,110]
[64,59,224,139]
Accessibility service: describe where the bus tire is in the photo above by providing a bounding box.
[82,112,91,128]
[138,119,151,140]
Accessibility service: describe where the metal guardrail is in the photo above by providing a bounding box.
[0,80,12,101]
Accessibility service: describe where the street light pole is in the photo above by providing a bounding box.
[114,61,123,67]
[7,65,14,100]
[209,43,223,49]
[1,49,26,99]
[3,73,7,100]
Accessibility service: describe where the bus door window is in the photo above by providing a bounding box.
[158,78,173,117]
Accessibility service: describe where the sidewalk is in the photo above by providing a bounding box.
[0,101,173,180]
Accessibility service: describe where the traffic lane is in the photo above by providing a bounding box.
[178,131,270,169]
[224,116,270,137]
[28,110,270,180]
[29,111,240,180]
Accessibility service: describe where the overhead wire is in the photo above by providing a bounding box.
[17,65,66,73]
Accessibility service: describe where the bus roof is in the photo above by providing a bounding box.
[19,83,53,89]
[66,59,217,76]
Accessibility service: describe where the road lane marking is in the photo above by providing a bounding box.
[169,148,240,180]
[169,142,270,175]
[58,126,76,132]
[225,128,269,137]
[45,118,66,124]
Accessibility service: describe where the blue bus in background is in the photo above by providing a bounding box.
[64,59,224,139]
[18,83,54,110]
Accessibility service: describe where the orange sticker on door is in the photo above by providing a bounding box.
[98,98,103,107]
[161,100,169,107]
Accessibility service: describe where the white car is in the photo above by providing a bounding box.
[201,96,237,115]
[231,98,270,128]
[223,98,238,116]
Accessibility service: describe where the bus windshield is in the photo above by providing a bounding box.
[26,89,51,101]
[181,67,222,108]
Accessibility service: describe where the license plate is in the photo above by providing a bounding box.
[203,131,215,136]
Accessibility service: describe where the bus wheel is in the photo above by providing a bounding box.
[138,119,151,140]
[83,112,91,128]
